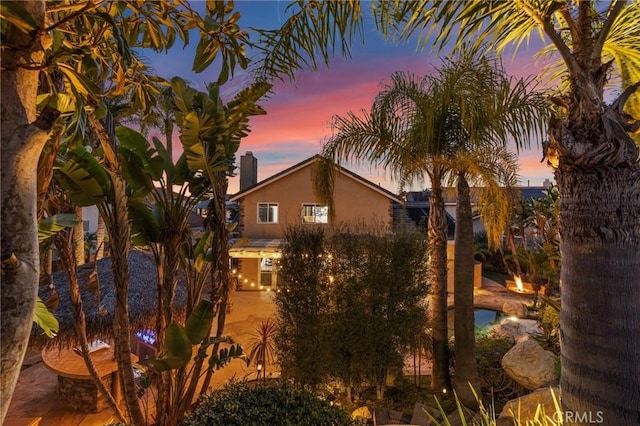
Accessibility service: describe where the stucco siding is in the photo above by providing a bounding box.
[236,162,395,238]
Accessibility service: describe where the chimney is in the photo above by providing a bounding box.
[240,151,258,191]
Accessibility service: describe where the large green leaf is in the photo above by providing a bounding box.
[0,1,38,34]
[38,214,80,243]
[33,296,59,339]
[184,299,215,345]
[128,198,161,245]
[148,323,193,371]
[117,126,164,181]
[54,147,111,206]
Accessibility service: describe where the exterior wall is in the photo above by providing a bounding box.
[236,162,395,239]
[238,258,260,289]
[82,205,100,233]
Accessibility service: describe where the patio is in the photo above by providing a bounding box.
[5,277,529,426]
[5,291,276,426]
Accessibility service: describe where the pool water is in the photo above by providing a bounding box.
[447,309,504,335]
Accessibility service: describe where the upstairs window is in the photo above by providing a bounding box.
[302,204,328,224]
[258,203,278,223]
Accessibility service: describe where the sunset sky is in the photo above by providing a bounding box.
[147,1,557,194]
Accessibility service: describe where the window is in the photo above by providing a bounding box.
[302,204,328,224]
[258,203,278,223]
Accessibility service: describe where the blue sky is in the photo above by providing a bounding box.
[146,1,556,194]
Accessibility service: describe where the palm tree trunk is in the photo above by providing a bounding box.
[557,165,640,422]
[95,214,105,260]
[453,173,481,407]
[427,175,451,393]
[0,3,55,419]
[101,177,145,425]
[199,179,231,395]
[90,112,146,425]
[55,232,125,421]
[74,206,85,265]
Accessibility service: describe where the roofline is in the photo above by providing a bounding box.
[230,155,403,204]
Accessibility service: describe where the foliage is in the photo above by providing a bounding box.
[275,226,429,399]
[184,381,358,426]
[473,335,520,409]
[140,300,247,421]
[534,305,561,356]
[248,319,278,381]
[32,296,59,338]
[274,226,332,387]
[426,386,562,426]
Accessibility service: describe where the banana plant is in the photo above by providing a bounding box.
[143,299,246,423]
[32,213,79,338]
[171,77,270,397]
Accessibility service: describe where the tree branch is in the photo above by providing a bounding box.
[611,81,640,115]
[514,0,581,78]
[43,1,98,32]
[593,0,626,63]
[558,5,579,42]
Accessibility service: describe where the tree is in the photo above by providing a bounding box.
[376,1,640,420]
[316,69,455,392]
[429,53,546,406]
[275,226,331,387]
[1,2,255,420]
[275,226,429,400]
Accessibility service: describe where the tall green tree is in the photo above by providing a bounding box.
[430,53,546,406]
[1,1,254,421]
[317,54,546,400]
[374,1,640,420]
[317,70,455,392]
[259,2,639,418]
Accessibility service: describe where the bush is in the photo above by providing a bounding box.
[474,334,521,409]
[534,305,560,355]
[185,381,358,426]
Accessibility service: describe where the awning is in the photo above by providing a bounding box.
[229,238,283,259]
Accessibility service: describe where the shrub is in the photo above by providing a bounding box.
[534,305,560,355]
[185,381,357,426]
[474,335,520,408]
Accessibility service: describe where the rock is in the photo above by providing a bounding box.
[502,340,558,390]
[490,318,540,343]
[352,406,372,421]
[410,402,441,426]
[502,300,528,318]
[498,387,561,424]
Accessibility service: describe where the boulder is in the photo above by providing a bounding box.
[490,319,541,343]
[410,402,442,426]
[502,300,528,318]
[502,340,558,390]
[498,387,561,425]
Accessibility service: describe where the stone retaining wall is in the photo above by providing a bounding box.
[57,374,112,413]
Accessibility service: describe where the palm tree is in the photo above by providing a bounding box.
[249,319,278,384]
[318,69,456,392]
[434,53,547,405]
[373,1,640,420]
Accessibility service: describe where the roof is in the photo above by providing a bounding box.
[229,155,403,204]
[229,238,283,259]
[31,250,194,350]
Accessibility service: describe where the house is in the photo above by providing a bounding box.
[228,153,404,290]
[442,178,554,236]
